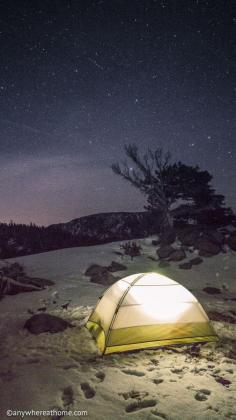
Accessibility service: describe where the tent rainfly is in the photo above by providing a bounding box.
[86,272,218,354]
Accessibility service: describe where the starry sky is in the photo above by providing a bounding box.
[0,0,235,225]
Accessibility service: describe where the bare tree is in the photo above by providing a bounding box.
[112,144,224,232]
[112,144,173,230]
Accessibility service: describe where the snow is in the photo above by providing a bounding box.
[0,238,235,419]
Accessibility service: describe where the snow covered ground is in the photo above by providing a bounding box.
[0,237,235,419]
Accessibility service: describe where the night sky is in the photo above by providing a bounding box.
[0,0,235,225]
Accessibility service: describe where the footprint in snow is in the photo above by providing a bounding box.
[80,382,96,399]
[195,389,211,401]
[120,390,148,400]
[95,371,105,382]
[125,398,157,413]
[150,358,159,366]
[122,369,145,377]
[153,379,164,385]
[151,410,169,419]
[62,386,74,407]
[171,367,184,374]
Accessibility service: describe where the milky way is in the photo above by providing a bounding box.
[0,1,235,225]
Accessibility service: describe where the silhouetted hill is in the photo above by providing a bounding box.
[50,211,159,245]
[1,207,235,259]
[0,212,159,259]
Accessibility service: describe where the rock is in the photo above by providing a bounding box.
[208,311,236,324]
[197,239,221,257]
[190,257,203,265]
[178,229,201,246]
[179,261,192,270]
[84,264,108,277]
[17,276,54,287]
[158,260,170,268]
[168,248,186,262]
[203,287,221,295]
[0,262,25,280]
[214,376,231,387]
[85,261,120,286]
[90,270,116,286]
[0,276,41,296]
[157,245,175,259]
[24,313,73,334]
[107,261,127,272]
[226,231,236,251]
[204,230,225,245]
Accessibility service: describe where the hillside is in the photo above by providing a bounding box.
[0,237,235,419]
[0,212,159,259]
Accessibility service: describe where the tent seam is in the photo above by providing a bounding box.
[104,273,145,351]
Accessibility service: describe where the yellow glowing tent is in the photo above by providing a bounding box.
[86,272,217,354]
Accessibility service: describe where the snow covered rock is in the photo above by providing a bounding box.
[197,238,221,257]
[202,287,221,295]
[90,270,116,286]
[179,261,192,270]
[190,257,203,265]
[157,245,175,259]
[24,313,73,334]
[178,228,201,246]
[84,264,107,277]
[107,261,127,272]
[168,248,186,261]
[0,276,41,297]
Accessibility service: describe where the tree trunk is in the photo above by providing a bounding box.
[160,209,173,232]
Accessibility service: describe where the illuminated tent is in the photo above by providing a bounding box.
[86,272,217,354]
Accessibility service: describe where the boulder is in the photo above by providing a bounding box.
[179,261,192,270]
[197,239,221,257]
[226,231,236,251]
[157,245,175,259]
[208,311,236,324]
[84,264,107,277]
[24,313,73,334]
[0,276,41,296]
[178,229,201,246]
[0,261,24,279]
[107,261,127,272]
[190,257,203,265]
[214,376,231,387]
[204,230,225,245]
[90,270,116,286]
[203,287,221,295]
[17,276,54,288]
[168,248,186,262]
